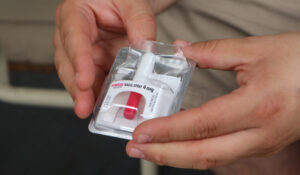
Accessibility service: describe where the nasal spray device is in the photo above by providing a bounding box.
[123,52,156,120]
[89,40,195,140]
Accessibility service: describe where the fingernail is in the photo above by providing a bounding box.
[136,134,151,143]
[175,40,192,47]
[128,148,144,159]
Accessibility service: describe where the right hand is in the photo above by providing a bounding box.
[53,0,156,118]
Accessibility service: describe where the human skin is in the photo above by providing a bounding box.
[126,33,300,170]
[53,0,176,118]
[53,0,300,172]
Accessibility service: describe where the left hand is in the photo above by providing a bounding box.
[126,32,300,169]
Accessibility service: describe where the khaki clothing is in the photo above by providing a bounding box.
[156,0,300,109]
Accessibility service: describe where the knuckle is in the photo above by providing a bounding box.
[192,155,218,170]
[166,129,175,142]
[61,28,71,48]
[259,140,280,155]
[251,93,285,121]
[152,152,167,166]
[129,12,155,27]
[190,118,217,139]
[202,40,220,54]
[256,132,284,156]
[267,136,285,152]
[196,40,220,68]
[61,29,76,58]
[112,0,122,5]
[54,55,66,81]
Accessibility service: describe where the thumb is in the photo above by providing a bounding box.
[114,0,156,42]
[179,38,254,70]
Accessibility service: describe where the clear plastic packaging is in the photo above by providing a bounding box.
[89,40,195,140]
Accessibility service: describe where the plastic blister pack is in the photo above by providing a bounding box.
[89,40,195,139]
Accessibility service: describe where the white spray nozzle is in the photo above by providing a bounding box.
[134,52,156,82]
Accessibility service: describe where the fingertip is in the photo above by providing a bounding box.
[74,104,91,119]
[126,140,135,151]
[126,141,136,155]
[126,142,145,159]
[181,43,206,67]
[74,90,95,119]
[132,119,154,140]
[133,117,169,143]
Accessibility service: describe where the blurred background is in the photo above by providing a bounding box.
[0,0,213,174]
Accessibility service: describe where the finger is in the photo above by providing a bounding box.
[91,44,114,73]
[114,0,156,42]
[173,39,191,47]
[92,65,106,98]
[96,33,130,61]
[54,29,76,98]
[59,3,97,91]
[54,29,95,118]
[55,50,94,119]
[132,88,258,143]
[54,47,76,98]
[74,88,95,119]
[127,129,261,169]
[181,38,256,70]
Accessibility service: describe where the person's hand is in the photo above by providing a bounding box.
[126,32,300,169]
[53,0,156,118]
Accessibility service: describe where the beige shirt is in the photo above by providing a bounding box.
[156,0,300,108]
